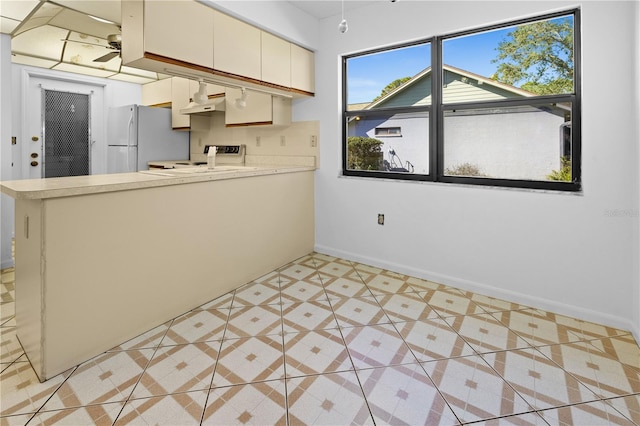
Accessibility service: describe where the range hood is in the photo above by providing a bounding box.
[179,79,226,114]
[179,97,225,114]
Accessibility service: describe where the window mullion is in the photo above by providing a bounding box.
[432,36,443,182]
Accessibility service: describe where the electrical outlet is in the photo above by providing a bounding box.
[256,136,261,147]
[280,136,286,146]
[378,214,384,225]
[310,135,317,147]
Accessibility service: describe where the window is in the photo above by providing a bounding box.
[375,127,402,137]
[343,9,581,191]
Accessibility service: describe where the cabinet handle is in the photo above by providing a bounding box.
[24,215,29,239]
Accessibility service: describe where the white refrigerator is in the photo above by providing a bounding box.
[107,105,189,173]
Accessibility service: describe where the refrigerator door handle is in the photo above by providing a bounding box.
[127,113,135,171]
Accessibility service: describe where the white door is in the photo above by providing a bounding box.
[24,73,104,179]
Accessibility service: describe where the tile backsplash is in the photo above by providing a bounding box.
[190,114,319,168]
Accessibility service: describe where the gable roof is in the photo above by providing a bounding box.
[356,65,537,110]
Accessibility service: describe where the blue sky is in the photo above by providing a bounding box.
[347,27,510,104]
[347,15,573,104]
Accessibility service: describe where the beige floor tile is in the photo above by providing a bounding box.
[332,296,390,328]
[0,358,72,416]
[376,291,439,323]
[405,276,457,293]
[315,258,358,279]
[0,280,14,304]
[224,304,282,338]
[131,342,220,398]
[482,348,600,410]
[397,318,476,362]
[203,380,286,425]
[422,289,486,317]
[30,402,124,425]
[231,281,281,307]
[109,321,171,352]
[468,293,530,313]
[364,272,417,295]
[212,335,284,387]
[444,313,532,354]
[584,334,640,371]
[287,371,374,425]
[115,390,207,425]
[357,363,460,425]
[538,398,635,425]
[343,324,417,369]
[196,292,234,310]
[161,308,228,346]
[0,413,33,426]
[278,263,321,284]
[604,394,640,424]
[284,328,352,377]
[539,341,640,399]
[0,302,14,325]
[280,278,327,303]
[422,354,534,423]
[41,349,153,411]
[0,327,24,366]
[491,309,585,347]
[281,300,338,333]
[323,276,374,299]
[480,411,549,425]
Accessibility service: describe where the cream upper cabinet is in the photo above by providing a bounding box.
[143,0,214,69]
[261,32,291,87]
[291,44,315,94]
[171,77,191,130]
[225,88,291,127]
[213,11,261,80]
[141,78,172,107]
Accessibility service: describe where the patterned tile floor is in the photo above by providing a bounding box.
[1,252,639,425]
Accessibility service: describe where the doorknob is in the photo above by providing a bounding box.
[31,161,39,167]
[30,153,38,158]
[32,136,39,142]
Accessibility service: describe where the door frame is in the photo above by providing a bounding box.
[21,69,106,180]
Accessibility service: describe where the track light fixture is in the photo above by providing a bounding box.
[338,0,348,33]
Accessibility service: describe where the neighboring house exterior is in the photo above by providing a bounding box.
[348,65,569,180]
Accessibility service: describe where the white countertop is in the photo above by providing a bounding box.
[0,165,314,200]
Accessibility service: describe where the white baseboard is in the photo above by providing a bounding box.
[315,244,639,343]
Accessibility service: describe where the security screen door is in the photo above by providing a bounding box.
[42,89,91,178]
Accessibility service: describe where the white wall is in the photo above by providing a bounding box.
[1,34,14,269]
[310,1,640,339]
[634,0,640,342]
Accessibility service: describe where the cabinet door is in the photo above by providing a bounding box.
[213,11,261,80]
[171,77,191,130]
[291,44,315,93]
[225,88,272,125]
[141,78,172,106]
[144,1,214,69]
[261,32,291,87]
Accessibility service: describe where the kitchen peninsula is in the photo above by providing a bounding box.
[0,165,314,381]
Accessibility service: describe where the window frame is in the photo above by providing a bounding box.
[342,8,581,192]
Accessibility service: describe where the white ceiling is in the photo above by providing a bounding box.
[287,1,380,19]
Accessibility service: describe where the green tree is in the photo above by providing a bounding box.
[547,157,572,182]
[347,136,383,170]
[372,77,411,101]
[491,18,573,95]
